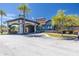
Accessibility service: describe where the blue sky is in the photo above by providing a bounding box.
[0,3,79,22]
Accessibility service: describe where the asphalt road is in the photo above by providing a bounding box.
[0,34,79,56]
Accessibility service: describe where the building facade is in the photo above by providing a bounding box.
[7,18,39,34]
[36,19,54,33]
[7,17,54,34]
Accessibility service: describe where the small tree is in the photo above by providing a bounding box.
[64,15,79,33]
[52,10,65,33]
[0,10,6,34]
[52,9,79,34]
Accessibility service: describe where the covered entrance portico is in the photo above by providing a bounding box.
[7,18,38,34]
[25,24,34,33]
[8,23,19,34]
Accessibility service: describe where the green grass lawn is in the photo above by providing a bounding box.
[45,33,77,38]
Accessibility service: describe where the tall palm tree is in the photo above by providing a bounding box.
[18,4,31,33]
[18,4,31,18]
[0,10,6,34]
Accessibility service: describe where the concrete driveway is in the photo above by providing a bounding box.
[0,34,79,56]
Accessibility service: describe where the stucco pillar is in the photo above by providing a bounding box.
[34,25,37,33]
[18,24,24,34]
[18,20,24,34]
[7,23,9,34]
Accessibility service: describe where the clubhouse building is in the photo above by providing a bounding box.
[7,17,53,34]
[6,17,79,34]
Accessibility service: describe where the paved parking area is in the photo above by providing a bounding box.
[0,34,79,56]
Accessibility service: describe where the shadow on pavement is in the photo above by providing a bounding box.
[61,36,79,41]
[23,33,44,37]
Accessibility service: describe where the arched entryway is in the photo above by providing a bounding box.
[25,25,34,33]
[8,23,19,34]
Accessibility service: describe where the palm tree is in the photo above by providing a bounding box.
[18,4,31,33]
[18,4,31,18]
[0,10,6,34]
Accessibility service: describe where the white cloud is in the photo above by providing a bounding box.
[2,13,16,21]
[3,16,14,20]
[6,13,16,17]
[0,13,16,25]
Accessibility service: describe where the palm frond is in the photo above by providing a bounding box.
[18,4,31,13]
[0,10,6,16]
